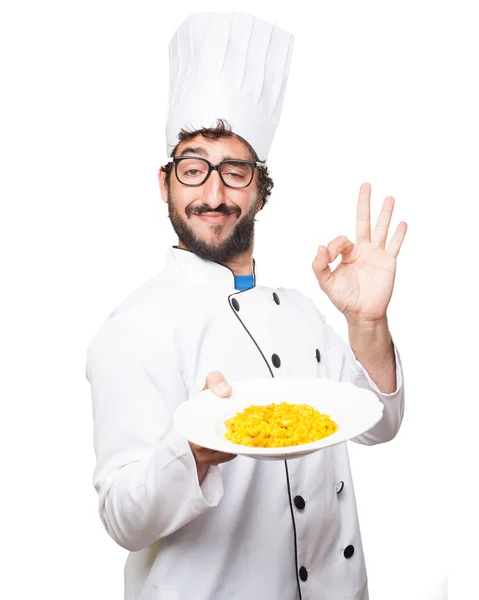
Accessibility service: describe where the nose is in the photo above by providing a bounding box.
[201,168,226,209]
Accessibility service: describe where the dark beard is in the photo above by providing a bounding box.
[167,192,260,262]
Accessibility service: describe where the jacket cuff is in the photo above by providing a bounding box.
[351,339,404,398]
[166,426,224,512]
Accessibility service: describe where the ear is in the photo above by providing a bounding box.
[158,168,169,204]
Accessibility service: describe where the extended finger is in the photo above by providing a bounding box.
[356,182,371,244]
[372,196,395,248]
[386,222,408,258]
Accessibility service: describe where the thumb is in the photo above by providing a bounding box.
[312,245,334,291]
[203,370,232,397]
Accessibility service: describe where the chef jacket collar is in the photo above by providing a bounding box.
[166,246,257,290]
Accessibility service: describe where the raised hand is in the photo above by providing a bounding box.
[312,182,407,324]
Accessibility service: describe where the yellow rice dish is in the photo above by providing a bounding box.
[224,401,338,448]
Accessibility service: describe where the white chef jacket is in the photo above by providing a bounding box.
[86,246,405,600]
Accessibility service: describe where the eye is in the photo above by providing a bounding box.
[221,162,251,180]
[177,158,208,178]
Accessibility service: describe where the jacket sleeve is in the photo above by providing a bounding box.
[283,287,405,446]
[321,317,405,445]
[85,317,224,552]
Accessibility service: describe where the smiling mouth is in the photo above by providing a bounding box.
[194,212,236,224]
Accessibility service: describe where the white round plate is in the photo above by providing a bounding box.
[173,376,384,460]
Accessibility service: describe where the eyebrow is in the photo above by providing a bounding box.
[178,146,209,157]
[177,147,252,163]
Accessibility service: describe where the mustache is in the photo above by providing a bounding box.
[188,204,240,217]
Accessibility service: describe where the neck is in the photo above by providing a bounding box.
[177,240,254,276]
[219,255,254,276]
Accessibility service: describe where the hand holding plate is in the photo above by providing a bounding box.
[189,371,237,475]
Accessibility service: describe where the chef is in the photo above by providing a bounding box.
[86,12,407,600]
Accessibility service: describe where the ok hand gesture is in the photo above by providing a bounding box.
[312,183,407,324]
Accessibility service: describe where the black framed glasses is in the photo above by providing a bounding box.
[170,156,266,189]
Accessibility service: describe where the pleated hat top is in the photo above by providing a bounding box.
[165,12,294,161]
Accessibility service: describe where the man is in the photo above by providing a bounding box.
[86,12,407,600]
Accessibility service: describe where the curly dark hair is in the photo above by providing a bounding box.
[160,118,274,209]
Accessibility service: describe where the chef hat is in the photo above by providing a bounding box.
[165,12,294,161]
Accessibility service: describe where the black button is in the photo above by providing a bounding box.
[299,566,308,581]
[344,545,355,559]
[294,495,305,510]
[273,292,280,305]
[336,481,344,494]
[272,354,281,368]
[231,298,240,311]
[315,349,321,362]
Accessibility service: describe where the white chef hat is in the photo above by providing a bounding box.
[165,12,294,162]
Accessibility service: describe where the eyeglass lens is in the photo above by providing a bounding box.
[176,159,253,188]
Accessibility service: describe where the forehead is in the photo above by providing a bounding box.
[175,134,253,160]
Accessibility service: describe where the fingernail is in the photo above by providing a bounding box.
[218,381,230,391]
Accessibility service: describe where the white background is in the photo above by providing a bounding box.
[1,1,476,598]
